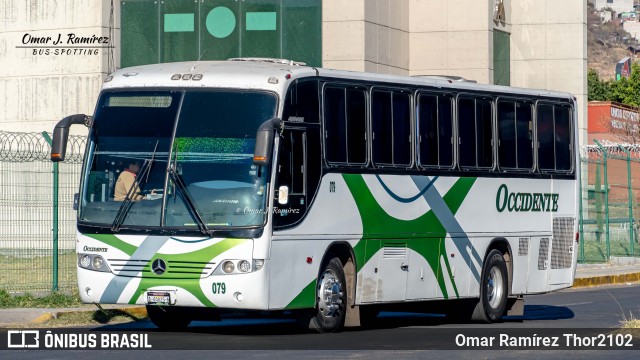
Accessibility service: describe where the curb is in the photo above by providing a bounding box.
[573,272,640,288]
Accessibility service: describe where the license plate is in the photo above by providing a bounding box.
[146,291,171,305]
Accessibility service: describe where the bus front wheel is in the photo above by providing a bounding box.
[311,256,346,333]
[472,249,509,323]
[146,305,192,330]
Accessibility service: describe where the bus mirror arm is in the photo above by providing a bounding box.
[50,114,91,162]
[253,118,282,166]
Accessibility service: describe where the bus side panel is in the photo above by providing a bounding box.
[269,174,363,310]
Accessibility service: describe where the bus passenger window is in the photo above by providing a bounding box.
[323,87,347,163]
[554,106,572,171]
[476,99,493,168]
[418,94,453,168]
[516,102,534,170]
[372,91,393,165]
[346,88,367,164]
[323,86,367,165]
[458,97,476,168]
[372,90,411,167]
[498,101,517,169]
[393,92,411,166]
[537,105,555,171]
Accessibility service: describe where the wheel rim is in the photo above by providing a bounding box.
[317,269,344,318]
[486,266,504,309]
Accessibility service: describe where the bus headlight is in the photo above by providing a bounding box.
[214,259,265,275]
[78,253,110,273]
[238,260,251,273]
[80,255,91,268]
[92,257,104,270]
[222,261,235,273]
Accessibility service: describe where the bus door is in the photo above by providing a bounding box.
[273,125,321,228]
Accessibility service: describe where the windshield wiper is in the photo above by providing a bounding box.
[111,142,158,232]
[167,165,210,236]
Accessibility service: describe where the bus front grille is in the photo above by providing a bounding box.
[107,259,216,278]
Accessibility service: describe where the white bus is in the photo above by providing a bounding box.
[51,58,579,332]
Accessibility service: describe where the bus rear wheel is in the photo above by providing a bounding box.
[472,249,509,323]
[146,305,192,330]
[310,256,346,333]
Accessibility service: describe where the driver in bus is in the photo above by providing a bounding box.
[114,161,145,201]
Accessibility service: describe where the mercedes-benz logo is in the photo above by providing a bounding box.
[152,258,167,275]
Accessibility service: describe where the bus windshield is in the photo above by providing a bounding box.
[79,89,277,232]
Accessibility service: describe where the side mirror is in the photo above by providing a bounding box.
[253,118,282,166]
[51,114,91,162]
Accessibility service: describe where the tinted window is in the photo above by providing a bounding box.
[516,102,534,169]
[393,92,412,165]
[372,90,412,166]
[554,105,572,171]
[283,79,320,123]
[418,94,453,168]
[498,101,533,170]
[498,101,517,168]
[372,91,393,164]
[346,88,367,164]
[458,97,494,169]
[537,105,555,170]
[458,97,477,168]
[323,86,367,164]
[476,99,493,168]
[323,87,347,163]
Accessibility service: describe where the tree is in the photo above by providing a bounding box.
[588,69,611,101]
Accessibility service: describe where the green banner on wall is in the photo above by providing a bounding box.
[121,0,321,68]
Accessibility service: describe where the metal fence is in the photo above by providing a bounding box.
[0,131,85,293]
[1,131,640,293]
[579,141,640,263]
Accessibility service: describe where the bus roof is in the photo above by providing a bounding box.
[103,59,575,101]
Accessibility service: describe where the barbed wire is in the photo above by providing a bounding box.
[584,141,640,161]
[0,131,86,163]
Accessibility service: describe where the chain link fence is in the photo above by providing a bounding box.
[0,131,85,293]
[579,142,640,263]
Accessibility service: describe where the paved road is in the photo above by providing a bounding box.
[2,284,639,359]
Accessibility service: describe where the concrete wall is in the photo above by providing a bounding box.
[511,0,588,145]
[0,0,120,135]
[322,0,410,75]
[407,0,494,82]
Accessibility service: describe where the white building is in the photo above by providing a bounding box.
[589,0,634,15]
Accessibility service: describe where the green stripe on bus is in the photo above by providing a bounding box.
[344,175,477,299]
[284,280,316,309]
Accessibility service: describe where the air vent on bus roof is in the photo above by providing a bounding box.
[228,57,306,66]
[411,75,477,83]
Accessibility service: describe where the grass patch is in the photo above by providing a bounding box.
[620,319,640,339]
[0,288,82,309]
[44,309,147,328]
[622,320,640,329]
[0,251,77,292]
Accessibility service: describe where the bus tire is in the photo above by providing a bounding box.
[472,249,508,323]
[311,256,346,333]
[146,305,191,330]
